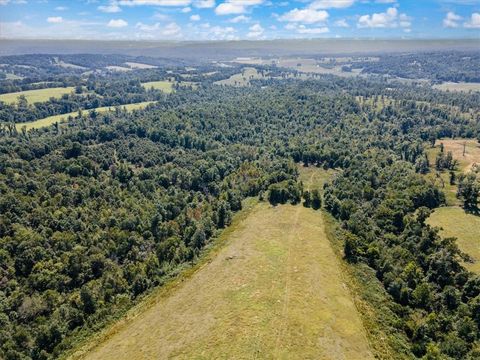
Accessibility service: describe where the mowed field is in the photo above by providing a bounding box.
[71,176,373,359]
[428,207,480,273]
[15,101,155,130]
[0,86,74,104]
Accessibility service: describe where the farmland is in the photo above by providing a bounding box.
[15,101,155,130]
[70,170,373,360]
[0,86,74,104]
[214,67,268,86]
[433,82,480,92]
[142,80,175,93]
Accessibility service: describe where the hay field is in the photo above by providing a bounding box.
[71,186,372,359]
[0,87,74,104]
[15,101,155,130]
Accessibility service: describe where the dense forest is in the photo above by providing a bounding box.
[0,54,480,359]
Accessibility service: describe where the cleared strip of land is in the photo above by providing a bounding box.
[0,87,75,104]
[14,101,155,130]
[72,200,372,360]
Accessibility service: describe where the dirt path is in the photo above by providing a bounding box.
[73,202,373,360]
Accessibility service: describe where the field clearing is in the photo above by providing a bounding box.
[15,101,155,130]
[142,80,174,93]
[72,175,373,359]
[434,139,480,172]
[232,58,361,78]
[214,67,267,86]
[428,207,480,274]
[106,66,132,72]
[433,82,480,92]
[299,165,337,192]
[125,62,157,69]
[0,87,74,104]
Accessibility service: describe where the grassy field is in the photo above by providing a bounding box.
[428,207,480,274]
[433,82,480,92]
[424,139,480,206]
[425,139,480,273]
[232,58,361,78]
[142,80,175,93]
[0,87,75,104]
[299,165,337,192]
[214,67,268,86]
[15,101,155,131]
[71,170,373,359]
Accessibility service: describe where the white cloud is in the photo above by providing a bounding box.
[204,25,237,40]
[153,12,170,20]
[190,14,201,21]
[357,7,411,29]
[229,15,250,23]
[309,0,354,9]
[55,6,68,11]
[247,23,264,38]
[194,0,215,8]
[464,12,480,28]
[334,18,348,27]
[47,16,63,23]
[375,0,396,3]
[118,0,192,6]
[443,11,462,28]
[399,13,412,28]
[279,8,329,24]
[107,18,128,27]
[98,2,122,13]
[181,6,191,12]
[285,22,329,34]
[215,0,264,15]
[135,21,181,36]
[0,0,27,4]
[296,25,329,34]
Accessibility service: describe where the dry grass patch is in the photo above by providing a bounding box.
[72,200,372,360]
[434,139,480,172]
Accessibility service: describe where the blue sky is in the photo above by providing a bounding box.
[0,0,479,40]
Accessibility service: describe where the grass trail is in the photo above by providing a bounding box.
[72,188,372,359]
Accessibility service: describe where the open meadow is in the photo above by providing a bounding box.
[433,82,480,92]
[426,138,480,273]
[428,207,480,273]
[15,101,155,130]
[142,80,174,93]
[0,86,74,104]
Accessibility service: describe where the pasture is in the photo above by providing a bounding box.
[125,62,157,69]
[428,207,480,274]
[0,87,75,104]
[142,80,175,93]
[15,101,155,131]
[70,170,373,359]
[433,82,480,92]
[214,67,267,86]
